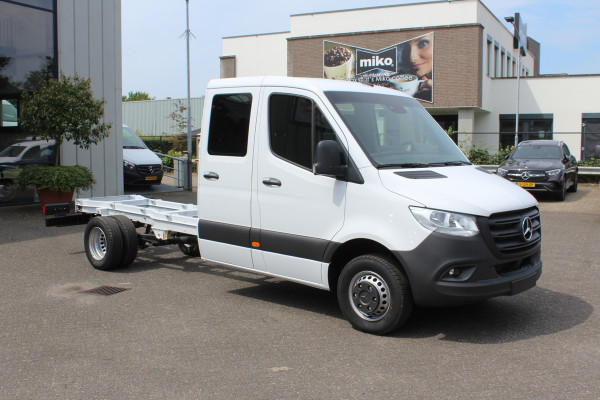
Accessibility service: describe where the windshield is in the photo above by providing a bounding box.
[0,144,26,157]
[324,91,469,168]
[512,145,560,160]
[122,126,148,149]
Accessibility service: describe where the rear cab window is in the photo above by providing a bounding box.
[207,94,252,157]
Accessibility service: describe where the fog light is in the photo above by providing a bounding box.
[448,268,461,278]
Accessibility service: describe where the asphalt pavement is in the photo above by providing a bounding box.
[1,184,599,399]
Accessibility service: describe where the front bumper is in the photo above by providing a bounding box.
[393,230,542,307]
[124,166,163,185]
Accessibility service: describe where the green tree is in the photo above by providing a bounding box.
[20,74,112,166]
[122,91,154,102]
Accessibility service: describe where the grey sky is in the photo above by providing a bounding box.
[121,0,600,100]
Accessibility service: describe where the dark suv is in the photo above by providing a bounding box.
[497,140,578,201]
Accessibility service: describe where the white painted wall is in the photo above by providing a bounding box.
[477,75,600,157]
[290,0,479,37]
[222,32,289,77]
[57,0,122,197]
[477,1,535,112]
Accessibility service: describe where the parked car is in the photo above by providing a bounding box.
[496,140,578,201]
[0,139,56,166]
[122,125,163,186]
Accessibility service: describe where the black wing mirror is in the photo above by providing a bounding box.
[314,140,348,179]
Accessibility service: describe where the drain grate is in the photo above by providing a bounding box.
[79,285,130,296]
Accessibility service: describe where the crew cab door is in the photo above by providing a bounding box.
[197,89,258,269]
[253,89,347,286]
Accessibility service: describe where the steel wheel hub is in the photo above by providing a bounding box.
[349,271,390,321]
[89,227,107,260]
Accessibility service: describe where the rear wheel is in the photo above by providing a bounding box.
[84,216,124,270]
[0,179,17,203]
[337,254,413,335]
[111,215,139,267]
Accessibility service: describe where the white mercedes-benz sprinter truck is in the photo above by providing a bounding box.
[75,77,542,335]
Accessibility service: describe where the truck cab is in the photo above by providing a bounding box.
[196,77,542,334]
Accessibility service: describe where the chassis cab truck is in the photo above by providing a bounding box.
[77,77,542,335]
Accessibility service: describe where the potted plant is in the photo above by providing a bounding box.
[17,74,111,206]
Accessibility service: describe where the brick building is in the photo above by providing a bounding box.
[220,0,600,159]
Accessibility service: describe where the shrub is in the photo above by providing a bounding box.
[18,165,95,193]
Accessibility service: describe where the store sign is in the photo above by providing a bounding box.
[323,33,434,102]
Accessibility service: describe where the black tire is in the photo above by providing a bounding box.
[84,216,124,271]
[178,241,200,257]
[337,254,413,335]
[111,215,139,267]
[554,179,566,201]
[567,173,578,193]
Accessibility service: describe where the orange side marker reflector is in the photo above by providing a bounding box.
[251,242,260,248]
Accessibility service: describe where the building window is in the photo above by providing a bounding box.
[494,44,499,77]
[500,49,505,77]
[499,114,553,149]
[487,38,492,77]
[506,54,512,77]
[0,0,57,98]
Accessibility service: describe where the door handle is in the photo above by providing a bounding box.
[203,171,219,180]
[262,178,282,187]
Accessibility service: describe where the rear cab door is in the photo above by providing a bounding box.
[197,86,260,269]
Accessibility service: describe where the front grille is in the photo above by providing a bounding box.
[506,170,547,182]
[485,207,541,255]
[137,164,162,175]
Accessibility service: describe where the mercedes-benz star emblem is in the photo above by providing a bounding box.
[521,171,531,180]
[148,166,153,172]
[521,217,533,241]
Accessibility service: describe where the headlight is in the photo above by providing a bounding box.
[410,207,479,237]
[496,168,508,177]
[546,169,562,177]
[123,160,136,170]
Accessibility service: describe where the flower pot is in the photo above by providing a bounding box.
[37,189,74,208]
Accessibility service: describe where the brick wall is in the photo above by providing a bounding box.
[288,25,483,108]
[220,56,236,78]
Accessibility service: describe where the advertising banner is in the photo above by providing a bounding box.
[323,33,434,102]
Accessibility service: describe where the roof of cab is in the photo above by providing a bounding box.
[206,76,411,97]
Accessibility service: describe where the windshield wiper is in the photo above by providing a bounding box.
[123,146,146,149]
[428,161,472,166]
[377,163,431,169]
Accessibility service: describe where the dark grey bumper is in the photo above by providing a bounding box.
[393,231,542,307]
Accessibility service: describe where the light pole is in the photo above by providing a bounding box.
[505,14,526,148]
[184,0,193,191]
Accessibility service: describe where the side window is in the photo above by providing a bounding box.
[207,94,252,156]
[269,94,337,170]
[562,144,570,157]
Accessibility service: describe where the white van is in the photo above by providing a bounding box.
[73,77,542,335]
[122,125,163,186]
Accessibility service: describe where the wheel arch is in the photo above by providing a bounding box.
[326,238,408,293]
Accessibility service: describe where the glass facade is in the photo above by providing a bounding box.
[0,0,57,205]
[499,114,553,149]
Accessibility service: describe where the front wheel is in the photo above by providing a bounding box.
[554,179,566,201]
[337,254,413,335]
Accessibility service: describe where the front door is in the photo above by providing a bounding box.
[254,89,347,286]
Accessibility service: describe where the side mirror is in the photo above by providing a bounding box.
[314,140,348,179]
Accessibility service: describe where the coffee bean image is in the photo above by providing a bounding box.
[324,47,352,67]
